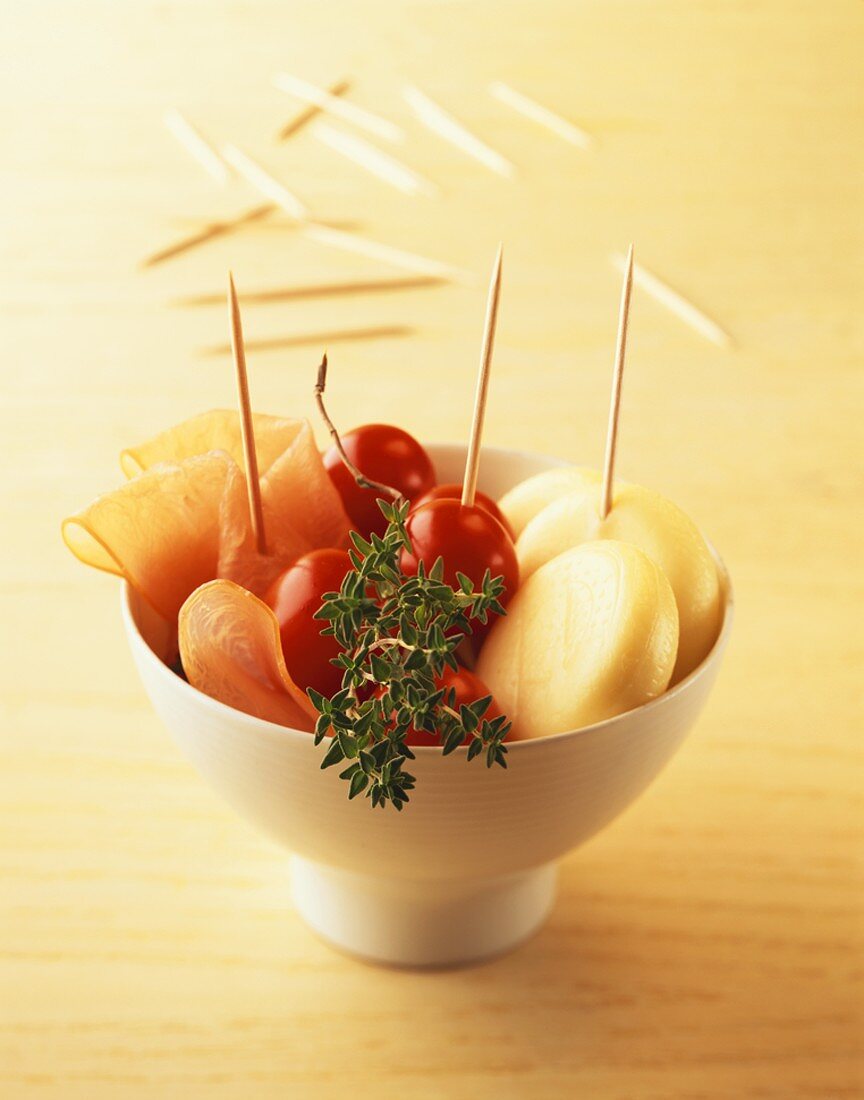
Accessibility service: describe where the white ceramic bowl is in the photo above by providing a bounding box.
[123,444,733,968]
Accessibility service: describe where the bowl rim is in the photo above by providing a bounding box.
[122,442,734,755]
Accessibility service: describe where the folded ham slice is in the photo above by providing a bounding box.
[120,409,307,480]
[220,418,351,597]
[63,411,351,621]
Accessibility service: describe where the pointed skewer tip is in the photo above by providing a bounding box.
[226,276,267,556]
[599,246,635,520]
[461,246,504,508]
[611,250,732,349]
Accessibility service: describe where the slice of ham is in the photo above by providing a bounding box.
[62,451,245,621]
[119,409,309,480]
[63,414,351,620]
[219,419,351,596]
[179,579,317,731]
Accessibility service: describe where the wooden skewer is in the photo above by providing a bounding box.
[600,243,634,520]
[140,204,273,268]
[462,244,504,508]
[201,323,415,357]
[278,78,351,140]
[143,88,341,269]
[220,145,309,221]
[273,72,404,143]
[488,82,595,151]
[163,109,232,184]
[168,214,361,233]
[611,252,733,349]
[174,274,442,308]
[403,86,515,178]
[302,222,468,282]
[312,122,439,197]
[217,146,465,281]
[227,272,267,555]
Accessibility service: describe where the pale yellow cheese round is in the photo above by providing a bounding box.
[477,540,679,740]
[516,483,722,681]
[498,466,600,538]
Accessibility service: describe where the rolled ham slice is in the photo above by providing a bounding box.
[179,579,317,731]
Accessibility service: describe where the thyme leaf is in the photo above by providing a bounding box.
[311,499,510,808]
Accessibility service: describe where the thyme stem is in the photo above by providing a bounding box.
[308,500,511,808]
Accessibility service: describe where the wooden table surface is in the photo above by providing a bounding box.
[2,2,862,1096]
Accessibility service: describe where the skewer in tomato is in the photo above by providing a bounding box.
[400,497,519,611]
[398,249,517,636]
[410,482,514,538]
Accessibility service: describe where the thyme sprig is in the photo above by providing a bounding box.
[308,500,510,810]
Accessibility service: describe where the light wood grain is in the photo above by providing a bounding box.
[1,1,862,1097]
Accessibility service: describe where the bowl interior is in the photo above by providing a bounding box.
[131,442,567,661]
[127,442,732,749]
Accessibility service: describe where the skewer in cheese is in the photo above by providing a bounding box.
[516,482,722,681]
[499,246,721,680]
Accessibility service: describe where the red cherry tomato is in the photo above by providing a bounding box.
[411,483,514,539]
[400,498,519,604]
[265,548,352,699]
[323,424,435,538]
[410,666,505,747]
[376,666,505,747]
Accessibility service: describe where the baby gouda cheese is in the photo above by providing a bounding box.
[498,466,600,538]
[477,540,679,739]
[516,483,722,681]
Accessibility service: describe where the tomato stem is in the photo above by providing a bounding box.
[314,353,403,503]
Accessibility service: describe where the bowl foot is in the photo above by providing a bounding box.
[290,857,557,968]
